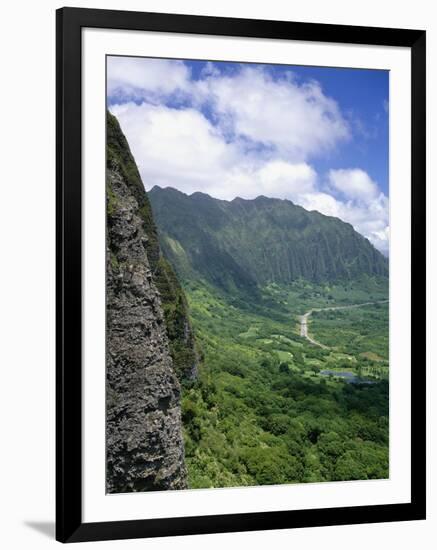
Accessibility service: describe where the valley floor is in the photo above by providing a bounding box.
[180,277,389,489]
[299,299,389,350]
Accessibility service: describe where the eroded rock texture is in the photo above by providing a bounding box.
[106,115,187,493]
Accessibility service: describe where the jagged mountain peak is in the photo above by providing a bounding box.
[149,186,388,293]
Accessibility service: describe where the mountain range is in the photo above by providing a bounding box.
[148,186,388,295]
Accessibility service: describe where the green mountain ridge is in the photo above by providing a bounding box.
[148,185,388,295]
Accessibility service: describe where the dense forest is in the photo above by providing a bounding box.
[179,278,389,487]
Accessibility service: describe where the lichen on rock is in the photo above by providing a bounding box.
[106,113,189,493]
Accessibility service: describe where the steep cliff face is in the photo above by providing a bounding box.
[107,113,199,382]
[152,256,199,380]
[106,113,189,493]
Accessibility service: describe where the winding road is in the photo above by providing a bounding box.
[299,300,389,349]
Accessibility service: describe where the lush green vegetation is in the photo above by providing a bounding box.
[311,303,389,362]
[149,186,388,294]
[152,256,199,379]
[180,279,389,488]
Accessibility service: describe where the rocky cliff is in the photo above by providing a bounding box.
[107,113,199,382]
[106,112,191,493]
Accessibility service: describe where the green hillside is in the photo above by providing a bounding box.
[148,186,388,295]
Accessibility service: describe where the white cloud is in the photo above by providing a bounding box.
[110,102,245,193]
[302,192,389,255]
[302,171,389,254]
[110,103,316,202]
[107,56,191,101]
[328,168,379,201]
[327,169,388,253]
[299,192,342,218]
[108,60,388,254]
[257,161,317,198]
[194,67,350,161]
[108,59,349,162]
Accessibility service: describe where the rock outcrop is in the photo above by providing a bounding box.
[106,113,189,493]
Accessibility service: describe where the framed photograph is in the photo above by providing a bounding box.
[56,7,426,543]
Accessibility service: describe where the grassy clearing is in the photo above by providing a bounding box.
[310,303,389,361]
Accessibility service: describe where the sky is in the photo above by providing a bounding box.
[107,56,389,255]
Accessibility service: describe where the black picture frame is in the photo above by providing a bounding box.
[56,6,426,543]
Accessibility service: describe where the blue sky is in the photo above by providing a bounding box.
[187,61,389,196]
[108,56,389,254]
